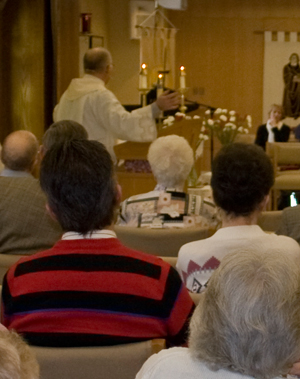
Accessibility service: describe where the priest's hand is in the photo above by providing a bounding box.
[156,90,180,111]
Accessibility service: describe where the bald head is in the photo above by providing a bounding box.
[1,131,39,172]
[84,47,112,75]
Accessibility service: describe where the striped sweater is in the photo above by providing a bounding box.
[1,238,194,347]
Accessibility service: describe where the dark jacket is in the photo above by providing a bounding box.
[255,123,290,150]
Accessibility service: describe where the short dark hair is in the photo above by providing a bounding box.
[42,120,88,152]
[211,143,274,216]
[40,140,117,234]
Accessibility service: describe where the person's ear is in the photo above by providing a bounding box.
[115,183,122,206]
[39,145,46,160]
[46,203,58,222]
[259,194,269,212]
[105,64,112,74]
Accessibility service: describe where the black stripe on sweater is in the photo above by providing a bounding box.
[14,254,161,278]
[22,333,155,347]
[5,267,182,319]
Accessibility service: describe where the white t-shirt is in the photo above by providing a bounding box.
[176,225,300,293]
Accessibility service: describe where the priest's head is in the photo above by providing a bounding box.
[83,47,114,84]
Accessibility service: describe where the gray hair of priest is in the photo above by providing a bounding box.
[189,249,300,379]
[84,47,112,74]
[147,135,194,189]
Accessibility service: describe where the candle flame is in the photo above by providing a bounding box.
[158,73,163,79]
[141,63,147,69]
[180,66,185,71]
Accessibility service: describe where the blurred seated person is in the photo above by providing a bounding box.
[0,131,62,255]
[136,249,300,379]
[294,123,300,140]
[1,130,39,178]
[276,203,300,244]
[2,140,194,347]
[118,135,217,228]
[176,143,300,293]
[32,120,89,176]
[41,119,88,155]
[255,104,290,150]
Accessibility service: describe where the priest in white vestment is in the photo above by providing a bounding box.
[53,47,179,161]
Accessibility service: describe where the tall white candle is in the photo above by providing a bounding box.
[157,74,164,98]
[180,66,186,89]
[139,63,148,89]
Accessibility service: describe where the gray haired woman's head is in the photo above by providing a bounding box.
[189,249,300,379]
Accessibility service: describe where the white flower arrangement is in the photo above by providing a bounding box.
[162,114,200,128]
[160,109,252,187]
[200,108,252,146]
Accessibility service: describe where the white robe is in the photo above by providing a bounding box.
[53,74,157,161]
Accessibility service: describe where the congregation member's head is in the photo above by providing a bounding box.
[0,330,39,379]
[41,120,88,155]
[1,130,39,174]
[268,103,284,122]
[40,139,118,234]
[211,143,274,219]
[189,249,300,379]
[147,135,194,190]
[84,47,113,84]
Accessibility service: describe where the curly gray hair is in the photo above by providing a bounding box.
[189,249,300,379]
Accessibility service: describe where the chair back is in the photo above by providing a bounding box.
[115,226,215,257]
[257,211,282,232]
[32,339,165,379]
[234,133,256,144]
[160,256,177,268]
[272,142,300,170]
[266,142,275,159]
[0,254,25,283]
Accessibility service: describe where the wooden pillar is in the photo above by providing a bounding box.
[0,0,79,143]
[51,0,80,102]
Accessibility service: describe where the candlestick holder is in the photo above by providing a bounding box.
[138,88,151,107]
[178,87,188,114]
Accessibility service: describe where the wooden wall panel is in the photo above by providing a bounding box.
[0,0,80,143]
[169,0,300,134]
[0,4,11,142]
[0,0,45,142]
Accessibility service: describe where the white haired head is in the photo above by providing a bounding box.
[147,135,194,189]
[0,330,39,379]
[189,248,300,379]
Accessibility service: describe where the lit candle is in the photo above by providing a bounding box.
[157,73,164,98]
[180,66,186,89]
[139,63,148,89]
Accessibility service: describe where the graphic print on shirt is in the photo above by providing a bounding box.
[182,256,221,293]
